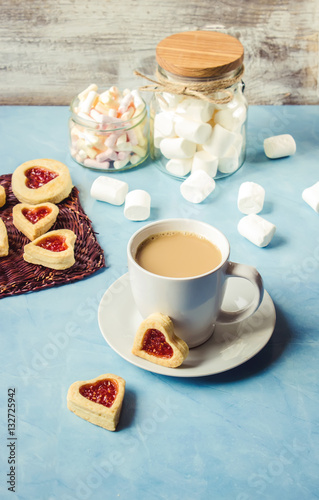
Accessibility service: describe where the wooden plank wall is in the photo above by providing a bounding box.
[1,0,318,105]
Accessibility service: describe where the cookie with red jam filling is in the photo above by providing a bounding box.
[67,374,126,431]
[12,159,73,204]
[23,229,76,270]
[132,313,189,368]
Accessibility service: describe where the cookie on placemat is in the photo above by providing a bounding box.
[0,186,6,208]
[132,313,189,368]
[0,218,9,257]
[23,229,76,270]
[67,374,126,431]
[13,202,59,241]
[12,158,73,204]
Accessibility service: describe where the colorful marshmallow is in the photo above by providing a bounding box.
[70,85,148,170]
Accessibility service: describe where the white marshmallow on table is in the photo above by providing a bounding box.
[90,176,129,205]
[175,98,215,123]
[180,170,216,204]
[302,181,319,213]
[192,150,218,177]
[238,214,276,247]
[202,123,237,158]
[124,190,151,221]
[174,117,212,144]
[264,134,296,159]
[218,145,239,174]
[238,182,265,214]
[160,137,196,160]
[166,158,192,177]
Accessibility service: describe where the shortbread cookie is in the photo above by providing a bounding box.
[12,159,73,204]
[0,186,6,207]
[67,374,125,431]
[23,229,76,270]
[132,313,189,368]
[0,218,9,257]
[13,202,59,241]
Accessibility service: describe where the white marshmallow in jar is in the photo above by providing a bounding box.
[145,31,247,180]
[69,84,149,171]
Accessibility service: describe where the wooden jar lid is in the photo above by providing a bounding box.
[156,31,244,79]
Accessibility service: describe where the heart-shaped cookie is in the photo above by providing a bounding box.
[67,374,125,431]
[132,313,189,368]
[12,159,73,204]
[0,185,6,208]
[0,218,9,257]
[13,202,59,241]
[23,229,76,270]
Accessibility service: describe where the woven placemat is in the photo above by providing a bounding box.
[0,174,106,299]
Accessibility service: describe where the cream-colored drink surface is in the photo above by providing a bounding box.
[135,231,222,278]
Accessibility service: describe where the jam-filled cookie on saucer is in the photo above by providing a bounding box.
[132,312,189,368]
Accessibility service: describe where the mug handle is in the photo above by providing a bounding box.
[216,261,264,324]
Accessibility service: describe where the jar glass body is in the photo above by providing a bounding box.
[69,93,149,172]
[150,70,247,180]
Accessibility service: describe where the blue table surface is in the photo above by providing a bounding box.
[0,105,318,500]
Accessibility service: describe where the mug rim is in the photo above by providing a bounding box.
[127,218,230,281]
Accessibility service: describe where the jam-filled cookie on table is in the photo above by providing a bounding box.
[23,229,76,270]
[132,313,189,368]
[13,202,59,241]
[67,374,126,431]
[11,159,73,205]
[0,218,9,257]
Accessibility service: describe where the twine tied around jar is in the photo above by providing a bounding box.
[134,66,244,105]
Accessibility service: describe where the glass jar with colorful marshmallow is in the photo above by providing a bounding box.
[69,85,149,171]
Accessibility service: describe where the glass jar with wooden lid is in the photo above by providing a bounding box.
[143,31,247,180]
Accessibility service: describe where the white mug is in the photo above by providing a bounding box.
[127,218,264,348]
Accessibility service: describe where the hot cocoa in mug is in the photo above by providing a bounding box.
[128,219,264,348]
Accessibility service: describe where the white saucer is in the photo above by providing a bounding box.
[98,273,276,378]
